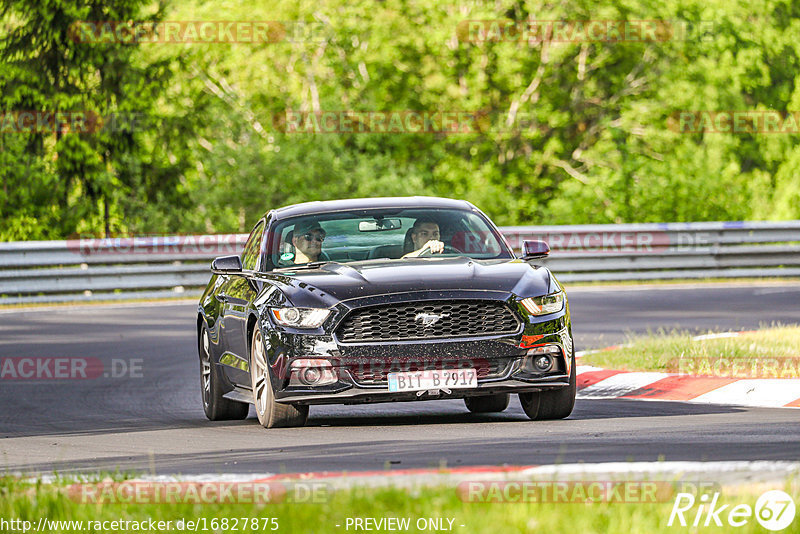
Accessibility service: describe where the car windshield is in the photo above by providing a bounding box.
[265,208,513,270]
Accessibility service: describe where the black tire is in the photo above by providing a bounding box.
[199,325,249,421]
[519,352,576,421]
[464,393,510,413]
[250,324,308,428]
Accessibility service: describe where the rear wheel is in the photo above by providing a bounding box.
[199,326,249,421]
[464,394,510,413]
[519,352,576,420]
[250,325,308,428]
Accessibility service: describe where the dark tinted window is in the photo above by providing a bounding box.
[241,220,265,270]
[265,208,512,269]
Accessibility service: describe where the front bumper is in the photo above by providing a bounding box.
[275,377,571,405]
[270,313,573,406]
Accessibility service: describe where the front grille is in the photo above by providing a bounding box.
[335,300,520,343]
[345,358,516,386]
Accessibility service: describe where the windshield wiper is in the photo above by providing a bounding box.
[275,260,333,271]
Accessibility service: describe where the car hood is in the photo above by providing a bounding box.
[259,257,558,308]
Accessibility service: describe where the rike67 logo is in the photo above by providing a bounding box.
[669,490,795,531]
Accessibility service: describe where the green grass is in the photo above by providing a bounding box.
[1,476,798,533]
[582,326,800,378]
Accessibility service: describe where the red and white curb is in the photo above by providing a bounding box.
[575,332,800,409]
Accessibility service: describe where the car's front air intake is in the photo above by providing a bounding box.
[335,300,520,343]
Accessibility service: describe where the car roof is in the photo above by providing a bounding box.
[270,196,476,220]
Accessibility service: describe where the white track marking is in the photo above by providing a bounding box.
[578,372,670,398]
[576,365,606,374]
[690,379,800,408]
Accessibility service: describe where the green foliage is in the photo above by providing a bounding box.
[2,0,799,239]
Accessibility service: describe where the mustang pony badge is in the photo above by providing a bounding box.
[414,312,450,327]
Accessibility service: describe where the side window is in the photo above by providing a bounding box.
[241,220,265,271]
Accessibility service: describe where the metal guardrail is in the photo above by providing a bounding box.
[506,221,800,282]
[1,221,798,304]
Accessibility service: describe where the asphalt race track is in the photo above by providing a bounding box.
[1,282,799,476]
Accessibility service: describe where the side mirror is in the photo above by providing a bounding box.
[521,240,550,260]
[211,255,243,274]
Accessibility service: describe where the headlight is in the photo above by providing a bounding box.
[270,307,331,328]
[520,292,564,316]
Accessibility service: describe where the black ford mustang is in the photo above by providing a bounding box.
[197,197,575,428]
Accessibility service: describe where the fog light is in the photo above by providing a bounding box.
[533,355,553,372]
[302,367,321,384]
[290,358,337,386]
[524,344,561,373]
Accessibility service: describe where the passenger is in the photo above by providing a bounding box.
[403,218,444,258]
[291,220,326,264]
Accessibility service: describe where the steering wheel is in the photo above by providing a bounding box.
[419,244,462,256]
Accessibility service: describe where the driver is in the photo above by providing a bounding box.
[291,220,326,264]
[403,218,444,258]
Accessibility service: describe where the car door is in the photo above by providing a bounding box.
[220,219,265,386]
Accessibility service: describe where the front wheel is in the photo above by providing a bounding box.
[518,353,576,420]
[250,324,308,428]
[199,326,249,421]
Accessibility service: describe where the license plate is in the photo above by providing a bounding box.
[387,369,477,392]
